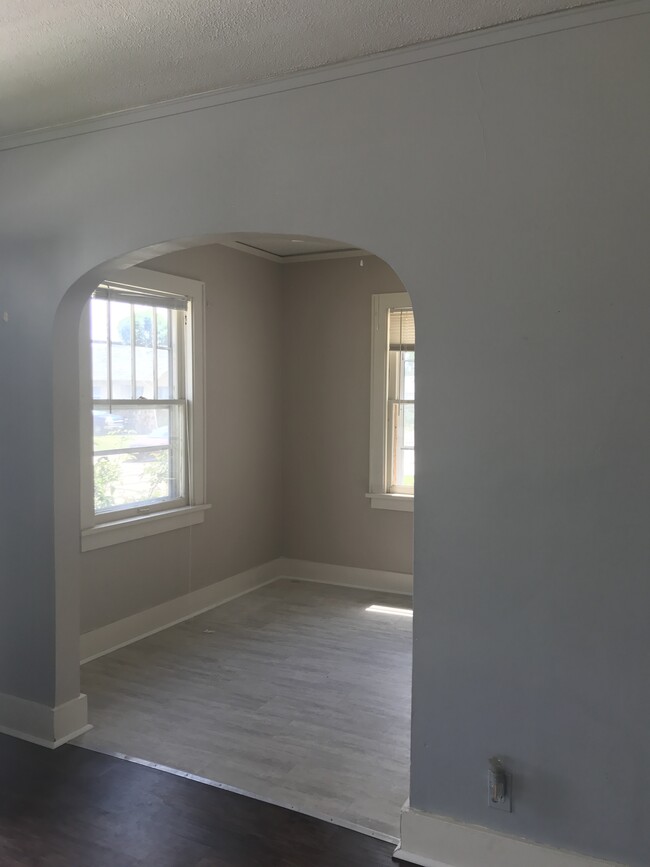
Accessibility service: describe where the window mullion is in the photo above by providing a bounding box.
[94,444,172,458]
[153,308,158,400]
[107,295,113,408]
[130,304,136,398]
[93,398,186,406]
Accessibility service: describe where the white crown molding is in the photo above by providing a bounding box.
[0,0,647,152]
[0,692,91,748]
[396,804,627,867]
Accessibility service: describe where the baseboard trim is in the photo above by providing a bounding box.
[396,805,626,867]
[278,558,412,596]
[81,557,412,664]
[0,692,90,748]
[80,559,283,663]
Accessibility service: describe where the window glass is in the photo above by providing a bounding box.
[90,291,187,517]
[388,347,415,492]
[370,301,415,498]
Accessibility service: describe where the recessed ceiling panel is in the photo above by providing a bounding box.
[231,234,361,259]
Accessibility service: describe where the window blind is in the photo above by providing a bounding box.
[94,283,188,311]
[389,308,415,351]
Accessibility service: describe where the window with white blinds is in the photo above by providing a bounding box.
[369,294,415,509]
[389,308,415,352]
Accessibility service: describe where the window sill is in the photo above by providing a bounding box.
[366,493,414,512]
[81,504,212,552]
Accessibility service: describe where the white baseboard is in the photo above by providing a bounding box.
[80,559,283,663]
[396,804,626,867]
[4,557,410,745]
[278,557,412,596]
[81,556,412,664]
[0,692,91,748]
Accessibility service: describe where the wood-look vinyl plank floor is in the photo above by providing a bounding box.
[0,734,400,866]
[76,579,412,838]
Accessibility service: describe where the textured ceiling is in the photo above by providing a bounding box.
[1,0,601,137]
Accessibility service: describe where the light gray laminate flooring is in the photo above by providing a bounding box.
[75,579,412,838]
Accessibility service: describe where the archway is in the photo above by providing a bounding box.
[54,232,416,839]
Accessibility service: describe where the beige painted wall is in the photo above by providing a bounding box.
[80,246,413,633]
[80,244,284,633]
[282,256,413,575]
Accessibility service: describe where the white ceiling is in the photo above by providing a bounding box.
[2,0,600,138]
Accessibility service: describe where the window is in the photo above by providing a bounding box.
[368,293,414,511]
[80,268,208,550]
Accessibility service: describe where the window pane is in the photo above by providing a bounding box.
[93,406,170,452]
[133,304,154,348]
[90,298,108,342]
[157,308,170,348]
[157,348,171,399]
[135,345,155,398]
[109,300,134,399]
[390,348,414,490]
[93,450,171,512]
[91,342,108,399]
[402,351,415,400]
[92,409,129,438]
[401,448,415,487]
[92,405,185,513]
[110,343,133,399]
[135,346,154,400]
[90,298,109,398]
[390,401,415,490]
[402,402,414,450]
[110,301,133,344]
[131,304,154,398]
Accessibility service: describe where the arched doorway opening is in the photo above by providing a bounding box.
[54,232,415,840]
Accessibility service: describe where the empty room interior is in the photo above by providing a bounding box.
[73,236,415,839]
[0,2,648,867]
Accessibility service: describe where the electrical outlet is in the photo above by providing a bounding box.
[488,772,512,812]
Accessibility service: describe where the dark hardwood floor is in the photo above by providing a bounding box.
[0,734,400,866]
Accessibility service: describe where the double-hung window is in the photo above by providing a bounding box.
[368,293,415,511]
[80,267,207,550]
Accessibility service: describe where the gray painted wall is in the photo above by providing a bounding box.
[282,256,413,573]
[0,7,648,864]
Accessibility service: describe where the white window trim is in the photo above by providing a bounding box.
[80,266,210,551]
[368,292,414,513]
